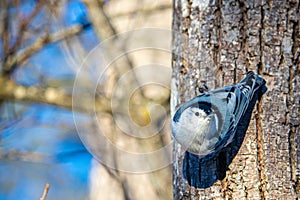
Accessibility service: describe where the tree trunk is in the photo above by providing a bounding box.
[172,0,299,199]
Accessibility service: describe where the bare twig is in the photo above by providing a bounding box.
[82,0,118,41]
[0,150,51,163]
[109,3,171,19]
[3,24,84,75]
[40,183,50,200]
[10,0,46,54]
[1,0,9,60]
[82,0,115,40]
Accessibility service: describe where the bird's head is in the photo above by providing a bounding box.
[172,105,217,153]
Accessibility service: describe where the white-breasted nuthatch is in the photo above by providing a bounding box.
[172,71,266,157]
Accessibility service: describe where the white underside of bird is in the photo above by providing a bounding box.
[172,107,219,156]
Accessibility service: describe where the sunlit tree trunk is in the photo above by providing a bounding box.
[172,0,299,199]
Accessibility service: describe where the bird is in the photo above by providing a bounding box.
[172,71,266,158]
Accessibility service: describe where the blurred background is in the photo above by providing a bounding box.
[0,0,172,199]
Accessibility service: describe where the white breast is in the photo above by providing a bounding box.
[172,107,217,156]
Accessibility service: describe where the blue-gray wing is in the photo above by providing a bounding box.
[212,71,266,150]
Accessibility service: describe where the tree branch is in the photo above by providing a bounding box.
[109,3,172,19]
[82,0,149,99]
[1,0,9,60]
[10,0,46,54]
[3,24,84,75]
[82,0,116,40]
[40,183,50,200]
[0,76,169,116]
[0,76,111,113]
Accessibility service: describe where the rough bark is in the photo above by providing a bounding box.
[172,0,299,199]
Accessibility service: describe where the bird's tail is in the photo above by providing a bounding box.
[240,71,266,93]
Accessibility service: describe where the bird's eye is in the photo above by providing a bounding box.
[195,112,200,116]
